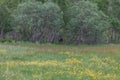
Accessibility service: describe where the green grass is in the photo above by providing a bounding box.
[0,43,120,80]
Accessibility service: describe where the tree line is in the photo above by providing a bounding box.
[0,0,120,44]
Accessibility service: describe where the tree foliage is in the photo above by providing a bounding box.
[0,0,120,44]
[65,1,109,44]
[12,1,64,42]
[0,4,11,36]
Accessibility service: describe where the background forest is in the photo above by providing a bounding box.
[0,0,120,44]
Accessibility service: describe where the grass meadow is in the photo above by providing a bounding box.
[0,43,120,80]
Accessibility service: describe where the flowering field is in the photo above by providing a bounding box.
[0,44,120,80]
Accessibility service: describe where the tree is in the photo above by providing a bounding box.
[90,0,120,43]
[65,1,109,44]
[90,0,109,14]
[107,0,120,43]
[0,0,26,10]
[0,4,11,36]
[0,0,26,37]
[12,1,64,42]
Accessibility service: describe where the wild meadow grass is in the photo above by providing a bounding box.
[0,43,120,80]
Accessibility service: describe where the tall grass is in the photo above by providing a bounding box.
[0,43,120,80]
